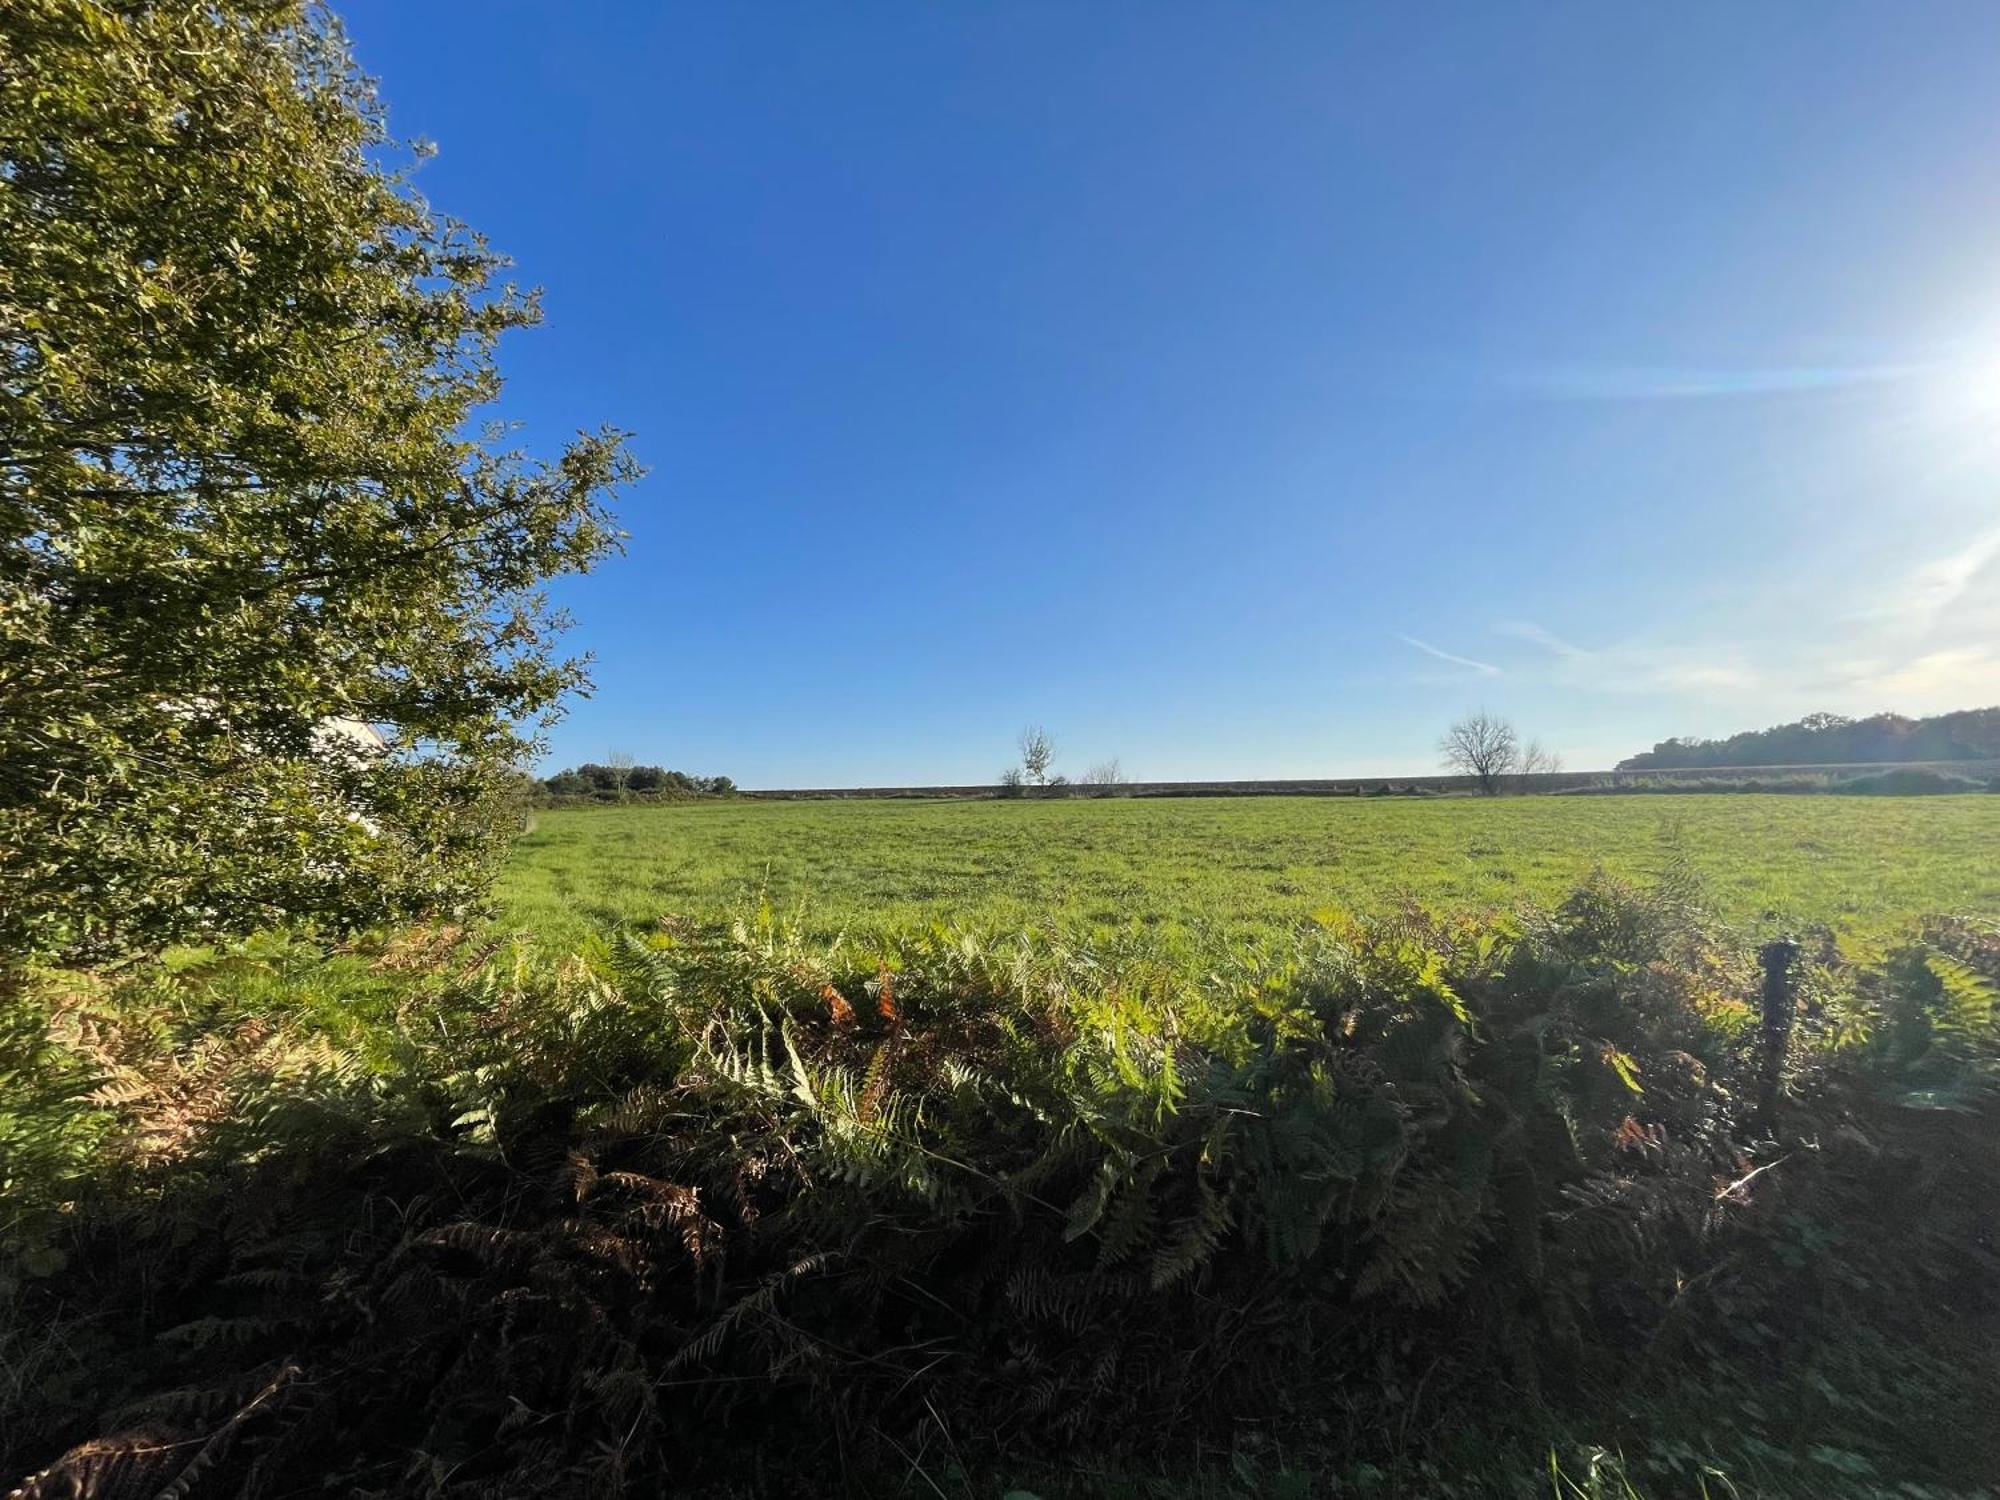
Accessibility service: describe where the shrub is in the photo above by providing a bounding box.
[1834,767,1990,796]
[535,764,737,804]
[5,892,1996,1498]
[1558,774,1839,795]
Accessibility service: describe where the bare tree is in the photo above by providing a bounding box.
[1518,740,1563,787]
[607,749,636,801]
[998,766,1026,797]
[1438,711,1518,795]
[1018,725,1057,786]
[1081,757,1129,788]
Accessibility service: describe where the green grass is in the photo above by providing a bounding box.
[498,793,2000,951]
[18,801,1999,1497]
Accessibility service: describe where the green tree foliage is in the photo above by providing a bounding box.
[1619,707,2000,771]
[0,1,636,966]
[1018,724,1056,785]
[539,764,736,801]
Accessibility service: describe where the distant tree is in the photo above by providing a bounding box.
[536,764,733,801]
[1519,740,1563,781]
[998,767,1027,797]
[1082,758,1130,788]
[0,2,635,969]
[607,751,637,801]
[1018,725,1057,786]
[1439,712,1520,795]
[1617,707,2000,771]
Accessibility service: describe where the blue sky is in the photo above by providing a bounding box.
[342,2,2000,784]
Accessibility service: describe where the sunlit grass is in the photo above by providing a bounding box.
[497,793,2000,952]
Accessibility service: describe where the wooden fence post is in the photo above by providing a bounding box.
[1756,938,1800,1134]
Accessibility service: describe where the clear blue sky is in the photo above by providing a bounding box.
[342,1,2000,785]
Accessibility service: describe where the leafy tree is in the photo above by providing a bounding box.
[1438,711,1518,794]
[536,764,733,801]
[1617,707,2000,771]
[1017,725,1056,786]
[0,2,636,967]
[541,769,592,798]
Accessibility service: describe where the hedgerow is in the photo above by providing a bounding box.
[4,881,1996,1498]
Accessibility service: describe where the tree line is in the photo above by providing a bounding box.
[540,762,735,800]
[1618,707,2000,771]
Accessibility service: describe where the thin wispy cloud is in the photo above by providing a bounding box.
[1500,361,1932,402]
[1398,635,1501,678]
[1847,522,2000,638]
[1844,646,2000,707]
[1903,524,2000,632]
[1495,620,1591,660]
[1489,618,1764,697]
[1653,663,1760,692]
[1554,651,1763,697]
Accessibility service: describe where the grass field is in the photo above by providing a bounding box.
[21,795,2000,1498]
[498,793,2000,950]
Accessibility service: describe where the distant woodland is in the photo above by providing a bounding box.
[538,762,737,800]
[1618,707,2000,770]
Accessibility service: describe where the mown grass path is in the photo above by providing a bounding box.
[499,794,1999,949]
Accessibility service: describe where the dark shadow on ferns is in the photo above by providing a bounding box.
[6,889,1998,1499]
